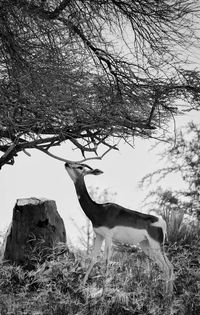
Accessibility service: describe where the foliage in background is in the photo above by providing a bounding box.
[141,122,200,220]
[1,1,200,168]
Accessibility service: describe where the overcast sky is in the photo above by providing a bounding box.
[1,110,200,246]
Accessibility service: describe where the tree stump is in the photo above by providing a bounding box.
[1,198,66,267]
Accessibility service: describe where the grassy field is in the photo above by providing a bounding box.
[0,234,200,315]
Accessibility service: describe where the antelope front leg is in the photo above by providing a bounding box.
[83,233,104,285]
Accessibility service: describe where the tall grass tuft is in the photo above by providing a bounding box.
[162,208,200,245]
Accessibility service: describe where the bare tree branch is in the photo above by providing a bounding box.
[36,143,118,165]
[0,1,200,169]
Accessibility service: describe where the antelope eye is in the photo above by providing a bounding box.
[77,166,83,170]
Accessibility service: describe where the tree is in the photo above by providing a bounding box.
[141,122,200,219]
[1,1,200,169]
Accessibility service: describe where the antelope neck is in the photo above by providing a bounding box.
[74,176,101,225]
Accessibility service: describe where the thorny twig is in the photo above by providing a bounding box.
[34,143,119,165]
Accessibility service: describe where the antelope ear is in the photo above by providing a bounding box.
[90,169,103,175]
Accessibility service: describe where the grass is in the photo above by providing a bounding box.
[0,235,200,315]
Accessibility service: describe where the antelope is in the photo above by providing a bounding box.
[64,162,174,292]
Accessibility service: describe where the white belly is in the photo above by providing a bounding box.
[113,226,147,244]
[94,226,147,245]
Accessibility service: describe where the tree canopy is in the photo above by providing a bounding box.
[0,0,200,168]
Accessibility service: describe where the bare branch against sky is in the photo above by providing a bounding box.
[1,1,200,168]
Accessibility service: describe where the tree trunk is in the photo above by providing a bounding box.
[1,198,66,268]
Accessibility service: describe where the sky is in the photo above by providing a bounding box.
[1,110,200,246]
